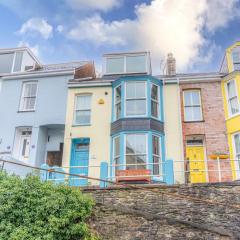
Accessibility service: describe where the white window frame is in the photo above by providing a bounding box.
[124,81,147,117]
[104,54,149,75]
[183,90,203,122]
[124,133,148,170]
[152,134,162,176]
[232,132,240,178]
[73,94,92,126]
[19,81,38,112]
[151,83,160,119]
[232,51,240,71]
[225,80,240,118]
[114,84,122,120]
[12,51,24,73]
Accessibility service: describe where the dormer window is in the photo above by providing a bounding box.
[232,49,240,71]
[104,52,150,75]
[0,53,14,73]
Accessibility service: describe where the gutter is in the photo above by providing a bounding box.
[1,69,75,80]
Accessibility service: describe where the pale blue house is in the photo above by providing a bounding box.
[0,47,90,172]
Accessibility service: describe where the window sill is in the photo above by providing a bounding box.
[184,120,204,123]
[72,124,91,127]
[17,110,35,113]
[227,113,240,120]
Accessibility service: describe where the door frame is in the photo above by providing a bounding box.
[185,135,209,182]
[70,138,90,186]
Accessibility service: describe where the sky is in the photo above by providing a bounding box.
[0,0,240,74]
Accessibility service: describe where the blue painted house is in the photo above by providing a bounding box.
[0,47,91,173]
[103,52,168,183]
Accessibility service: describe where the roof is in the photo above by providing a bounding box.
[0,46,41,65]
[103,51,150,57]
[32,61,89,72]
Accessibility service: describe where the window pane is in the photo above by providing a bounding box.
[75,110,90,124]
[151,101,159,118]
[126,82,146,99]
[227,81,236,98]
[13,52,23,72]
[126,55,147,73]
[126,155,146,170]
[115,102,121,120]
[126,134,146,155]
[151,84,158,101]
[192,106,202,120]
[232,51,240,63]
[114,137,120,157]
[0,53,14,73]
[115,86,121,103]
[184,106,192,121]
[234,63,240,71]
[76,95,91,110]
[152,136,160,155]
[106,57,124,74]
[24,83,37,97]
[234,134,240,155]
[192,91,200,105]
[126,99,146,116]
[230,97,239,114]
[184,92,192,106]
[153,156,160,175]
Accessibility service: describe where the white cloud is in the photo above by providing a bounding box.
[18,41,40,57]
[68,0,240,72]
[66,0,121,12]
[18,18,53,39]
[56,25,64,33]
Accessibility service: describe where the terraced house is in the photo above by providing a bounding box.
[220,41,240,180]
[63,52,178,186]
[0,47,91,175]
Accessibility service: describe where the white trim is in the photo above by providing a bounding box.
[225,79,240,118]
[73,94,92,125]
[19,81,38,112]
[152,134,162,177]
[183,89,203,122]
[150,83,160,119]
[124,81,148,118]
[113,135,120,176]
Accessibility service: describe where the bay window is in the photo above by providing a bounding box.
[74,95,91,125]
[183,90,202,122]
[19,82,38,111]
[234,133,240,171]
[125,134,147,170]
[151,84,159,118]
[125,81,147,116]
[227,80,239,116]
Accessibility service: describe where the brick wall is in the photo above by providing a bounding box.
[180,81,232,182]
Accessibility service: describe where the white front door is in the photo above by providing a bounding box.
[19,134,31,162]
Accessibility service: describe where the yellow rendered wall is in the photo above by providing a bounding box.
[222,72,240,179]
[164,83,185,183]
[62,86,112,185]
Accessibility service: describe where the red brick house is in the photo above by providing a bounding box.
[178,73,232,183]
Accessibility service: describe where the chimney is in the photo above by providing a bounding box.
[166,53,176,75]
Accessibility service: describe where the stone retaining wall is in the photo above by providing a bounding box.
[83,183,240,239]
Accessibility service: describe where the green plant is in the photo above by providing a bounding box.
[0,172,97,240]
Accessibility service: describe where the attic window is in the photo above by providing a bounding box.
[232,50,240,71]
[104,53,149,75]
[0,53,14,73]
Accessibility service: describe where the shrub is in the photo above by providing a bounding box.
[0,172,97,240]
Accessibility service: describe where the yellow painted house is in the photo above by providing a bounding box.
[220,41,240,179]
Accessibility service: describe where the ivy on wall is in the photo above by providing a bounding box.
[0,172,98,240]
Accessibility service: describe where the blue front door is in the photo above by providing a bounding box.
[69,138,90,186]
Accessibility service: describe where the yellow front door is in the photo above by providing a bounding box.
[186,146,206,183]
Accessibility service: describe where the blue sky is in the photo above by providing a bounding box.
[0,0,240,74]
